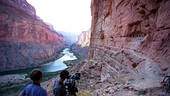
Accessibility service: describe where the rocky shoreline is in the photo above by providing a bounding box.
[0,74,27,84]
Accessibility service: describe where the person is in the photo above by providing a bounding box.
[53,70,69,96]
[19,69,47,96]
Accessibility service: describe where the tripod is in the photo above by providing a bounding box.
[161,76,170,93]
[66,87,78,96]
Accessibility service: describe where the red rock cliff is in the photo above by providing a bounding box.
[0,0,66,71]
[70,30,91,61]
[77,30,91,47]
[77,0,170,95]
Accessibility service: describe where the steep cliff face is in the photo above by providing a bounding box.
[77,0,170,95]
[77,30,91,47]
[70,30,91,61]
[0,0,66,71]
[89,0,170,65]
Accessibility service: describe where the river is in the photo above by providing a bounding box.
[0,48,77,85]
[40,48,77,72]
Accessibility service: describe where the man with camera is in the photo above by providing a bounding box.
[53,70,81,96]
[53,70,69,96]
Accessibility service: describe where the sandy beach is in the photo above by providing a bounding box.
[41,62,54,66]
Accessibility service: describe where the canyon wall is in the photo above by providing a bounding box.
[0,0,66,71]
[77,30,91,47]
[71,30,91,60]
[77,0,170,95]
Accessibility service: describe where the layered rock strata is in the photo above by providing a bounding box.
[71,30,91,58]
[77,0,170,95]
[0,0,66,71]
[77,30,91,47]
[69,30,91,67]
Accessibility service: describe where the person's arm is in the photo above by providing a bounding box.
[18,86,27,96]
[18,85,28,96]
[18,91,25,96]
[41,89,48,96]
[54,87,62,96]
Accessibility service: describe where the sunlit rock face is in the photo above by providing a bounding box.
[71,30,91,60]
[0,0,66,71]
[82,0,170,95]
[77,30,91,47]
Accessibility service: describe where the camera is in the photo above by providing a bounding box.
[65,72,81,96]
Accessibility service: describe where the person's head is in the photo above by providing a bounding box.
[60,70,69,80]
[30,69,42,83]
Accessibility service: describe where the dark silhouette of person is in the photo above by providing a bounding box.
[53,70,69,96]
[19,69,47,96]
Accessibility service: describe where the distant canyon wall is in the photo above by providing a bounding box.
[77,30,91,47]
[87,0,170,90]
[0,0,66,71]
[71,30,91,59]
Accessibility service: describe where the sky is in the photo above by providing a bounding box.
[27,0,91,36]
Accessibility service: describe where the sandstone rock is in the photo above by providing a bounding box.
[77,30,91,47]
[79,0,170,95]
[0,0,66,71]
[70,30,91,61]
